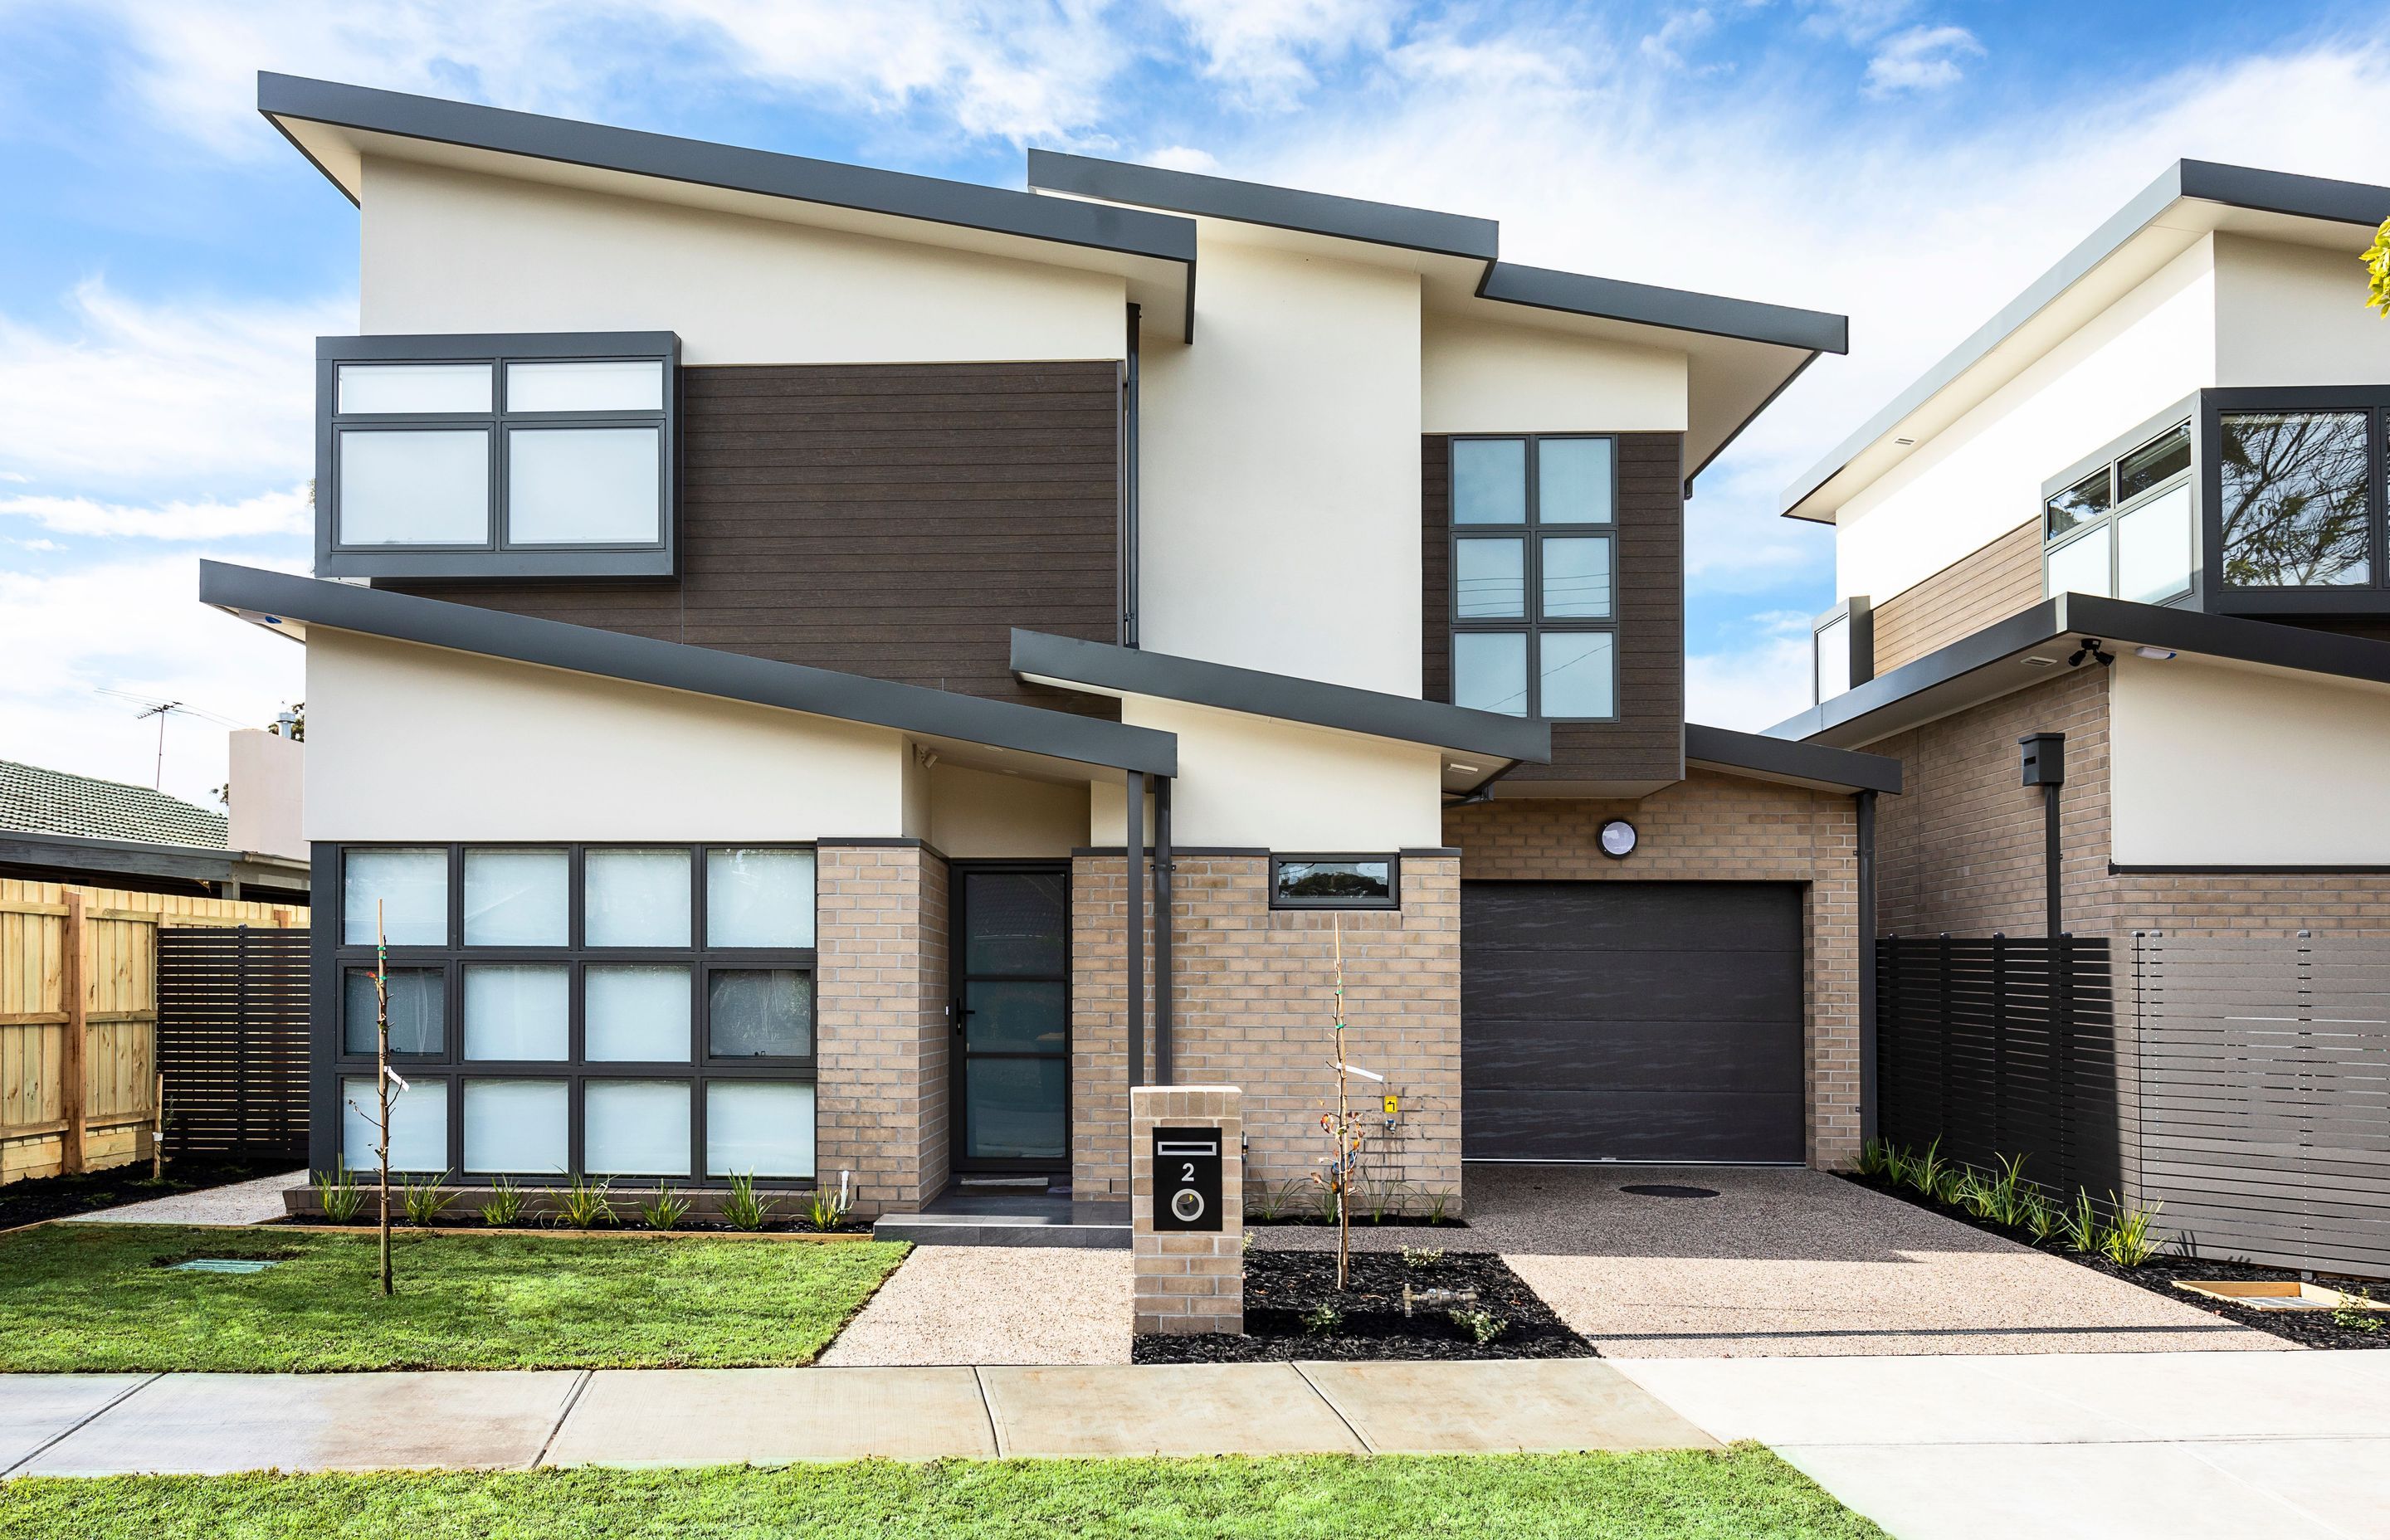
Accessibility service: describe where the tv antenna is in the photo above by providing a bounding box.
[91,690,247,790]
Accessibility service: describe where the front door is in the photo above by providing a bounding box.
[950,864,1071,1173]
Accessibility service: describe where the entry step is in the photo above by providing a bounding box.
[874,1194,1130,1249]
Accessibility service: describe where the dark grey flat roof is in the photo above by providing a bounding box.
[1783,160,2390,520]
[1685,722,1900,795]
[201,562,1177,777]
[1010,628,1550,765]
[1476,264,1851,355]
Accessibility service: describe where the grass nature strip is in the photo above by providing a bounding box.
[0,1450,1890,1540]
[0,1224,906,1372]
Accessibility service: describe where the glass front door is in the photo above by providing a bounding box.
[952,865,1070,1170]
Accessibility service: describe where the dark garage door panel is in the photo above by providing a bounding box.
[1462,881,1803,1164]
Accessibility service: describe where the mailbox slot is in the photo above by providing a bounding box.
[1153,1127,1225,1232]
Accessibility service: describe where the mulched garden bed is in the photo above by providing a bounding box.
[1133,1249,1596,1363]
[1841,1171,2389,1350]
[0,1157,268,1231]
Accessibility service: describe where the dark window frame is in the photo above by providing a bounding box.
[316,331,681,582]
[1446,433,1622,722]
[2039,410,2197,609]
[330,841,817,1185]
[2200,386,2390,613]
[1268,853,1402,911]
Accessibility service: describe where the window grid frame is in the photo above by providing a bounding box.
[2201,389,2389,605]
[2041,417,2197,609]
[1447,433,1622,723]
[1267,852,1403,912]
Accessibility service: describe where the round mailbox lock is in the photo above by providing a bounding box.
[1170,1188,1207,1224]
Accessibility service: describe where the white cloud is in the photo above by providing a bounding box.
[1163,0,1402,110]
[1641,8,1719,71]
[0,484,310,542]
[1687,612,1815,730]
[1864,24,1983,95]
[1144,145,1225,174]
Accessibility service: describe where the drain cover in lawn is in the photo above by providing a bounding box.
[1134,1250,1595,1363]
[168,1259,281,1275]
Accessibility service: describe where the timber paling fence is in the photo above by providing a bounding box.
[155,925,311,1163]
[1877,932,2390,1279]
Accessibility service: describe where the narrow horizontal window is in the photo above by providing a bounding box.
[344,967,445,1056]
[586,964,693,1062]
[506,426,663,545]
[2045,466,2110,540]
[1454,631,1528,716]
[1271,856,1397,909]
[1455,539,1525,619]
[343,848,448,947]
[1540,536,1612,619]
[707,968,814,1059]
[1451,438,1528,524]
[464,965,570,1061]
[343,1075,447,1173]
[1539,631,1617,719]
[464,1079,568,1175]
[584,1080,691,1177]
[2116,422,2191,501]
[1535,437,1613,524]
[337,362,491,415]
[336,429,490,546]
[506,359,665,413]
[705,1081,816,1178]
[2219,410,2371,587]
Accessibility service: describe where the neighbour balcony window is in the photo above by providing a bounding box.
[1448,435,1619,720]
[1269,855,1399,910]
[2043,421,2195,607]
[317,333,678,580]
[332,842,814,1182]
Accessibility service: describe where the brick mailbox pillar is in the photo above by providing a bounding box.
[1130,1084,1242,1336]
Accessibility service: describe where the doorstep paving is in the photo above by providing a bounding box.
[977,1364,1367,1458]
[1294,1358,1718,1455]
[545,1367,997,1465]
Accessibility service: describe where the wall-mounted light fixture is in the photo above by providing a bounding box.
[2067,637,2115,669]
[1598,819,1637,859]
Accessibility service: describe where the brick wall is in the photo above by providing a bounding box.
[1443,772,1864,1169]
[1072,852,1462,1211]
[814,842,948,1218]
[1130,1084,1243,1336]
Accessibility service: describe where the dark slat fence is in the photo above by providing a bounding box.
[156,926,311,1162]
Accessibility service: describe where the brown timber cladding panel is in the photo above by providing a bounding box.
[1421,433,1684,785]
[392,361,1123,717]
[156,927,310,1162]
[1871,520,2043,675]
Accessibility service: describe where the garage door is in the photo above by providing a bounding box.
[1462,881,1804,1163]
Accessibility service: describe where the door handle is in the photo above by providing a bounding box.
[951,998,973,1036]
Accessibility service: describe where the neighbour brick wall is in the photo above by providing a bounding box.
[1443,772,1864,1170]
[1072,853,1462,1211]
[1870,520,2043,675]
[814,842,948,1218]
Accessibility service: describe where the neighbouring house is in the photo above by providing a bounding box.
[0,751,310,905]
[206,72,1894,1223]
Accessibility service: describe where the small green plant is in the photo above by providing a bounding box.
[1953,1169,1996,1219]
[1400,1245,1445,1270]
[722,1171,778,1231]
[807,1177,852,1234]
[1241,1231,1253,1255]
[1932,1162,1970,1208]
[400,1172,456,1227]
[1909,1137,1946,1198]
[1983,1153,2035,1228]
[2098,1194,2163,1267]
[315,1161,363,1224]
[1314,1179,1341,1226]
[2333,1284,2383,1333]
[1303,1301,1344,1336]
[1421,1188,1456,1226]
[1879,1142,1916,1189]
[1251,1182,1288,1222]
[1856,1136,1892,1178]
[480,1173,525,1228]
[2018,1184,2058,1244]
[553,1172,616,1230]
[2367,217,2390,319]
[1449,1307,1507,1344]
[639,1182,690,1231]
[2061,1190,2100,1254]
[1366,1180,1401,1226]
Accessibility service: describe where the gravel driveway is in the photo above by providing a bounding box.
[820,1246,1133,1366]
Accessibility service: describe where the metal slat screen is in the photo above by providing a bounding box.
[155,926,311,1162]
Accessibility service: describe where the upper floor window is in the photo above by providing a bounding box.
[2043,419,2194,607]
[2217,408,2375,588]
[317,333,679,581]
[1448,435,1618,720]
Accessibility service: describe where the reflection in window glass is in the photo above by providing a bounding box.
[464,1079,568,1174]
[344,848,447,946]
[1540,536,1612,619]
[2117,484,2194,605]
[708,969,814,1058]
[1451,439,1527,524]
[507,426,662,545]
[1453,631,1528,715]
[584,848,691,948]
[1536,438,1613,523]
[706,849,817,948]
[464,965,569,1060]
[1455,539,1525,618]
[337,429,490,546]
[706,1082,816,1177]
[2220,411,2371,587]
[2046,529,2112,598]
[344,1075,447,1172]
[2117,423,2191,501]
[584,1080,690,1176]
[1539,632,1617,719]
[344,968,445,1055]
[463,848,568,946]
[1272,859,1394,908]
[2045,467,2110,540]
[586,965,692,1061]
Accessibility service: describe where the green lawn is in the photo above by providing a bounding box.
[0,1225,906,1372]
[0,1450,1887,1539]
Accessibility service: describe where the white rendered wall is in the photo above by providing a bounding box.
[1136,239,1423,695]
[2213,234,2390,387]
[927,762,1086,857]
[227,729,305,860]
[1420,312,1688,433]
[305,631,905,841]
[1836,240,2217,604]
[360,158,1128,365]
[2110,654,2390,865]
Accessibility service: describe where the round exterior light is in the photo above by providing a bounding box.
[1599,819,1638,860]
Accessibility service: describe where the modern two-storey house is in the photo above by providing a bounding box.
[208,73,1893,1225]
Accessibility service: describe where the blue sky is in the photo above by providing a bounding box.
[2,0,2383,805]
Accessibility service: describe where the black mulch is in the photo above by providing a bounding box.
[1841,1172,2390,1350]
[0,1157,270,1231]
[1133,1249,1597,1363]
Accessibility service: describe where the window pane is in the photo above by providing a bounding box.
[506,359,665,413]
[2117,483,2193,605]
[1539,632,1617,719]
[2117,422,2191,501]
[344,967,445,1055]
[585,848,692,947]
[585,1080,690,1177]
[708,969,813,1058]
[1455,539,1525,618]
[2220,411,2372,587]
[338,362,491,415]
[705,1081,816,1177]
[463,848,568,946]
[1540,536,1612,618]
[2045,467,2110,539]
[587,965,692,1062]
[464,1079,568,1175]
[706,849,816,948]
[962,872,1066,976]
[1816,615,1851,704]
[963,981,1067,1052]
[1453,631,1528,716]
[343,1075,447,1173]
[344,848,447,946]
[1451,439,1527,524]
[464,965,569,1060]
[1537,438,1613,524]
[337,429,490,545]
[2046,529,2112,598]
[963,1058,1065,1162]
[506,426,662,545]
[1274,859,1393,906]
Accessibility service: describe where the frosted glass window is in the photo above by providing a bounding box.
[344,967,445,1055]
[507,359,666,412]
[1537,438,1613,523]
[337,429,490,545]
[585,1080,690,1176]
[1451,439,1527,524]
[1540,536,1612,618]
[344,848,447,945]
[584,848,691,947]
[705,1081,815,1177]
[708,969,813,1058]
[1815,615,1851,704]
[464,965,569,1060]
[463,848,568,946]
[587,965,692,1061]
[1455,539,1524,618]
[2046,529,2112,598]
[706,849,816,948]
[342,1075,447,1173]
[1454,631,1528,716]
[337,362,491,415]
[464,1079,568,1174]
[1540,632,1617,719]
[507,427,662,545]
[2117,484,2193,605]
